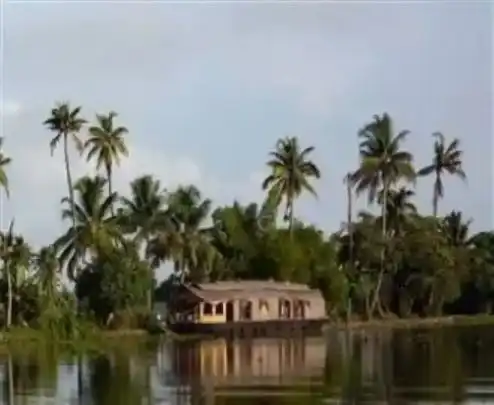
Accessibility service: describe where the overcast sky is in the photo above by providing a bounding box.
[1,1,492,279]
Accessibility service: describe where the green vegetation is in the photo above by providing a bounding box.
[0,104,491,340]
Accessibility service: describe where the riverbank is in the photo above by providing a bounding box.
[0,314,493,352]
[328,314,494,332]
[0,326,160,356]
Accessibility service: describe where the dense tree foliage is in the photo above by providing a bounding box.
[0,102,490,334]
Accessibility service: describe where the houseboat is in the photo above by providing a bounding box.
[164,281,328,338]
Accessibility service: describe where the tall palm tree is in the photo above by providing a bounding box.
[350,113,415,316]
[85,111,129,214]
[0,222,30,328]
[344,173,354,266]
[262,136,321,238]
[44,103,87,226]
[418,132,466,217]
[350,113,415,238]
[120,175,169,309]
[55,176,122,280]
[0,138,12,198]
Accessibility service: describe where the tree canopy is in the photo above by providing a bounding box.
[0,105,488,334]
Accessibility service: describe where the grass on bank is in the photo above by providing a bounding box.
[329,314,494,331]
[0,324,161,356]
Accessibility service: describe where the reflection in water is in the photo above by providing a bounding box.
[0,325,493,404]
[171,337,326,388]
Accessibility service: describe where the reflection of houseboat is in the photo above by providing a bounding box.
[165,281,327,337]
[170,337,327,387]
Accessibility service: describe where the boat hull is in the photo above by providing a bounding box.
[169,318,327,338]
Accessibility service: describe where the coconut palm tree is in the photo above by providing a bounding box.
[85,111,129,214]
[55,176,122,280]
[119,175,169,245]
[119,175,170,309]
[418,132,466,217]
[262,136,321,238]
[210,202,268,280]
[442,210,471,247]
[44,103,87,226]
[166,185,212,231]
[0,222,30,328]
[350,113,415,236]
[0,138,12,198]
[377,186,417,234]
[147,185,216,282]
[350,113,415,315]
[32,246,60,310]
[344,173,354,266]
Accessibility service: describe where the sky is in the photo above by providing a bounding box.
[1,0,493,280]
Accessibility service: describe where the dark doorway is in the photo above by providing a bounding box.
[226,301,234,322]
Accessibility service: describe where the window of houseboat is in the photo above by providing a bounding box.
[203,302,213,315]
[239,300,252,320]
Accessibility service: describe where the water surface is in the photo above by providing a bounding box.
[1,324,494,404]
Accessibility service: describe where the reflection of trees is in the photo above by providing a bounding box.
[0,346,59,404]
[85,353,150,405]
[323,326,482,403]
[2,326,494,404]
[1,355,14,405]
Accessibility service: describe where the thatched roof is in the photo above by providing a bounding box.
[182,280,323,303]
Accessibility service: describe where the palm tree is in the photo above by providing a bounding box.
[44,103,87,226]
[55,176,122,280]
[120,175,170,309]
[418,132,466,217]
[210,202,268,280]
[350,113,415,316]
[32,246,60,310]
[166,185,212,230]
[119,175,169,245]
[147,185,215,282]
[442,210,471,247]
[377,186,417,234]
[85,111,129,214]
[0,222,30,328]
[350,113,415,236]
[0,138,12,198]
[344,173,354,266]
[262,136,321,238]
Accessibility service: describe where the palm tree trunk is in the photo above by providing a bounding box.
[107,164,115,216]
[433,174,439,217]
[144,236,153,311]
[6,263,12,328]
[289,199,295,240]
[346,175,354,321]
[371,182,389,317]
[346,176,354,265]
[63,134,76,228]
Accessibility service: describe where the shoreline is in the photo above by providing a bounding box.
[0,314,493,350]
[327,314,494,332]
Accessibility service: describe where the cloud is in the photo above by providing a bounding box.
[2,0,492,258]
[2,106,266,250]
[1,100,22,117]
